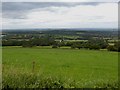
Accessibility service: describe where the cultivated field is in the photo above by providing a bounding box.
[2,47,118,88]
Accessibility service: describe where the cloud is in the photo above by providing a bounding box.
[2,2,101,12]
[2,2,101,19]
[2,2,118,29]
[2,0,119,2]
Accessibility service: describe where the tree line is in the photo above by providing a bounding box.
[2,37,120,52]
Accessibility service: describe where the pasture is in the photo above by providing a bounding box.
[2,47,118,88]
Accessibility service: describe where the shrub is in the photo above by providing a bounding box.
[107,45,117,51]
[52,45,58,48]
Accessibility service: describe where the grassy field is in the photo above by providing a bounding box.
[2,47,118,88]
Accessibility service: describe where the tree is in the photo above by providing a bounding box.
[22,41,33,47]
[114,41,120,52]
[107,41,120,52]
[87,38,108,50]
[71,42,82,49]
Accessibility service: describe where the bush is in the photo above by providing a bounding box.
[107,41,120,52]
[87,38,108,50]
[52,45,58,48]
[22,41,33,47]
[71,44,76,49]
[71,42,82,49]
[89,44,100,50]
[107,45,117,51]
[114,41,120,52]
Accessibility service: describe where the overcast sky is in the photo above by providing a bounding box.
[2,1,118,29]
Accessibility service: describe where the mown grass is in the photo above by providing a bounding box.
[2,47,118,88]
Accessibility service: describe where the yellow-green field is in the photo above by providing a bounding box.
[2,47,118,88]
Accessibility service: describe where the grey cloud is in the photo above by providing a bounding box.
[2,2,101,11]
[2,2,103,19]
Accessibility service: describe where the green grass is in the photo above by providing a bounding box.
[2,47,118,88]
